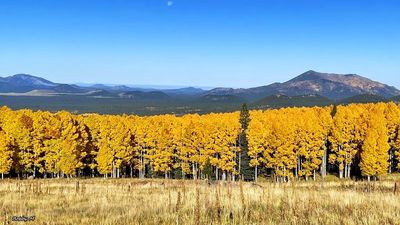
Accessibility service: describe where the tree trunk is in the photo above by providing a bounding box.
[192,164,197,180]
[347,163,351,179]
[367,176,370,182]
[130,164,133,178]
[222,171,226,181]
[313,170,316,181]
[321,144,327,177]
[238,150,241,178]
[255,165,258,183]
[215,167,219,180]
[1,173,3,179]
[389,149,393,174]
[339,162,344,179]
[140,150,144,179]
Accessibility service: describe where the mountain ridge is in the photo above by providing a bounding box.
[206,70,400,100]
[1,71,399,102]
[0,74,206,97]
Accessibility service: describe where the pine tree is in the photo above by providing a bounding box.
[239,104,253,181]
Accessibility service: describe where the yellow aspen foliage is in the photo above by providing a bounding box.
[201,113,240,180]
[96,115,114,176]
[0,129,13,176]
[110,116,136,177]
[253,108,297,181]
[148,115,176,177]
[315,106,334,177]
[247,110,269,169]
[42,113,63,175]
[329,104,365,178]
[4,110,35,175]
[173,114,207,178]
[295,108,326,179]
[0,107,14,177]
[124,115,140,176]
[31,111,54,175]
[196,115,212,171]
[175,114,195,175]
[80,114,102,175]
[384,102,400,170]
[218,113,240,177]
[132,116,158,178]
[0,102,397,181]
[359,104,390,179]
[57,111,89,176]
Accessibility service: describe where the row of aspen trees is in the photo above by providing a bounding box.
[0,102,399,181]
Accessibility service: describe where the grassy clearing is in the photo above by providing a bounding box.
[1,177,400,225]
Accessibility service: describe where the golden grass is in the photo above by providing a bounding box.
[1,177,400,225]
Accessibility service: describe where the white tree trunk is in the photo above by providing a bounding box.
[255,165,258,183]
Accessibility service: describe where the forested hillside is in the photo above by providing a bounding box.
[0,102,399,181]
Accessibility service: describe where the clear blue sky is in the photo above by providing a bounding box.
[0,0,399,88]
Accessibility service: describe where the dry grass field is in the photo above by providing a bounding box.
[1,177,400,225]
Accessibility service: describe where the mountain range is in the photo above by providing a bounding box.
[0,74,205,97]
[0,71,399,114]
[207,70,400,100]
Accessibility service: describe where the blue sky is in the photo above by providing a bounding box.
[0,0,399,88]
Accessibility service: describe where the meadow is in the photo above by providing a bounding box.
[1,177,400,225]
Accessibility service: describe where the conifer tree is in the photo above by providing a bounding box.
[239,104,253,181]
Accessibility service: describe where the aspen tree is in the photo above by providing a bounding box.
[247,110,268,182]
[57,111,89,177]
[329,105,364,179]
[359,104,390,181]
[81,114,102,177]
[0,107,14,178]
[10,110,35,177]
[316,106,334,177]
[149,115,176,178]
[384,102,400,172]
[0,130,13,178]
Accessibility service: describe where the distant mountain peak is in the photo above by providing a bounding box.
[3,74,56,87]
[206,70,400,100]
[8,73,52,81]
[10,73,36,77]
